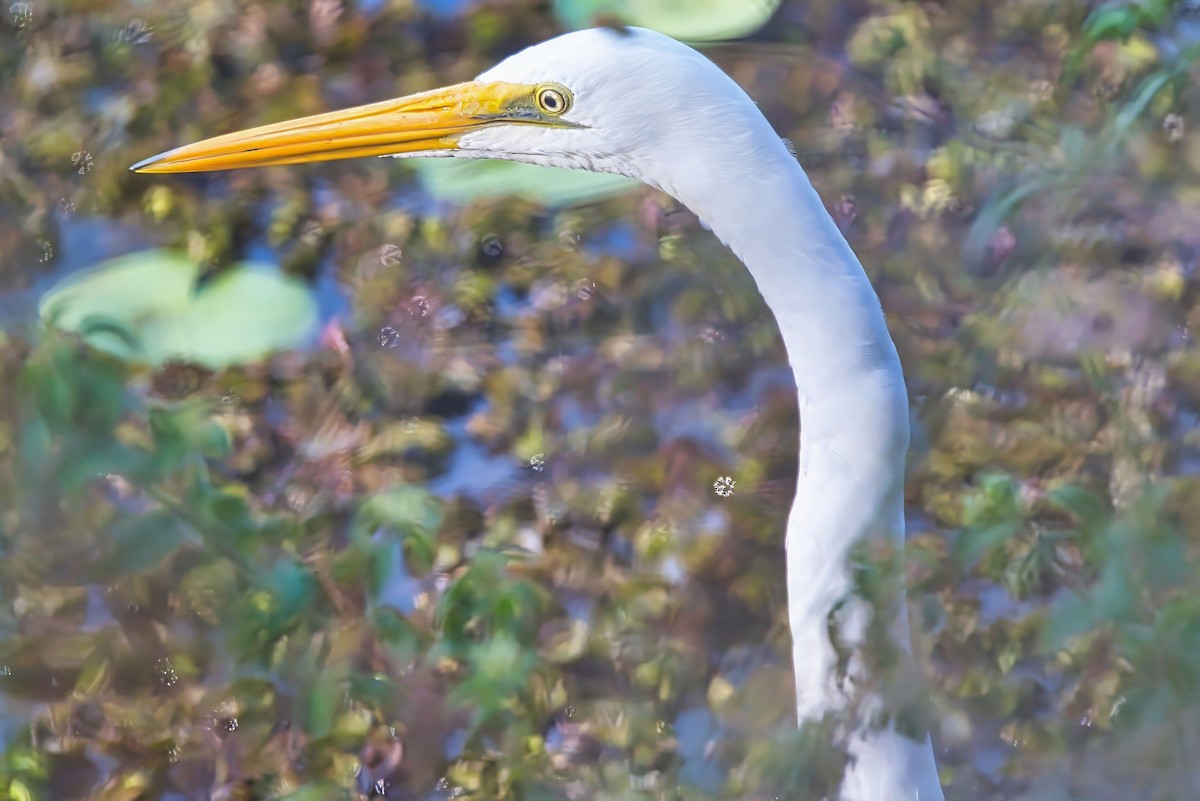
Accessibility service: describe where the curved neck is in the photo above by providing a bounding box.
[660,134,944,801]
[666,137,912,619]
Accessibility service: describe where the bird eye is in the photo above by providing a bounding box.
[534,84,572,116]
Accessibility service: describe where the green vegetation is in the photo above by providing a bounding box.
[40,250,319,368]
[2,0,1200,799]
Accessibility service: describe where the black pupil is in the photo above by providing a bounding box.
[543,92,560,110]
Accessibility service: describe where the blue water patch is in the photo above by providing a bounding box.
[586,221,646,261]
[427,402,522,499]
[415,0,476,18]
[0,215,149,330]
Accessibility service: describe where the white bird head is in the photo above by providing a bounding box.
[131,26,780,197]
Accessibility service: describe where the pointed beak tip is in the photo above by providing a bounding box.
[129,153,165,173]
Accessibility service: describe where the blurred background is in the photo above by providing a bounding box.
[3,0,1200,799]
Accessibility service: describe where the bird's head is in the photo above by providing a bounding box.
[131,27,770,193]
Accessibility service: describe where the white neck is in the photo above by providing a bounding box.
[658,130,944,800]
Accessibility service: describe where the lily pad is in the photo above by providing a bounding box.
[413,158,638,206]
[553,0,781,42]
[39,249,318,368]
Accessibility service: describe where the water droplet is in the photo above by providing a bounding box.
[112,18,154,43]
[285,486,310,511]
[575,278,595,301]
[156,657,179,687]
[378,326,400,348]
[530,453,545,472]
[1164,113,1185,142]
[373,779,389,796]
[409,296,430,318]
[987,226,1017,263]
[480,234,503,258]
[300,220,324,245]
[37,239,53,263]
[655,720,665,733]
[712,476,736,498]
[223,717,239,732]
[71,150,93,174]
[9,3,32,27]
[56,197,75,219]
[700,326,724,344]
[565,704,575,718]
[378,244,403,266]
[1027,79,1054,105]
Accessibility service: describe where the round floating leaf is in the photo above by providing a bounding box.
[414,158,637,206]
[39,249,318,369]
[553,0,781,41]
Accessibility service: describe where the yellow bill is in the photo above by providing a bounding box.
[131,81,573,174]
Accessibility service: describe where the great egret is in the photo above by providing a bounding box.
[133,26,945,801]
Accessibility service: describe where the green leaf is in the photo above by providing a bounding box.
[191,484,259,552]
[355,485,443,575]
[414,158,637,206]
[1047,484,1108,528]
[9,777,36,801]
[17,417,53,478]
[39,249,319,369]
[1043,592,1096,648]
[301,670,341,740]
[952,522,1018,568]
[88,510,191,581]
[963,179,1045,269]
[451,634,538,731]
[953,474,1023,566]
[232,556,320,657]
[52,440,148,492]
[374,608,424,664]
[149,402,232,466]
[553,0,782,42]
[278,782,353,801]
[262,557,319,623]
[1084,7,1143,42]
[1083,0,1170,44]
[1111,69,1172,142]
